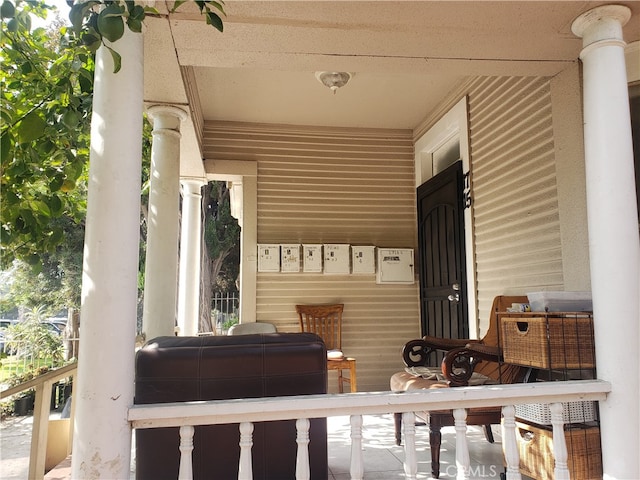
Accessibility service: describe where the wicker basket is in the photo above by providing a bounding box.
[500,315,595,369]
[515,401,597,425]
[514,421,602,480]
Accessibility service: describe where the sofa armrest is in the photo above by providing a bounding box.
[401,337,482,367]
[440,344,503,386]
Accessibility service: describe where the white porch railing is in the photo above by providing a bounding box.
[128,379,610,480]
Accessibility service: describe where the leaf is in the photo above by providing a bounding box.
[81,33,100,51]
[18,12,31,32]
[1,131,13,160]
[6,17,17,31]
[171,1,186,13]
[30,200,51,217]
[26,253,41,268]
[1,0,15,19]
[78,74,92,93]
[206,10,223,32]
[49,226,64,245]
[207,1,226,15]
[18,112,47,143]
[97,10,124,43]
[62,110,79,128]
[19,209,37,229]
[48,196,64,216]
[131,4,145,18]
[20,61,33,74]
[50,175,64,192]
[69,1,99,34]
[126,16,142,33]
[105,45,122,74]
[39,139,56,155]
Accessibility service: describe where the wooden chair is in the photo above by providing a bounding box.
[227,322,277,335]
[296,304,357,393]
[390,295,530,479]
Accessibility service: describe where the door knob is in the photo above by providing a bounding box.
[448,293,460,303]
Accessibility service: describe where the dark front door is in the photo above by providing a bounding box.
[417,161,468,364]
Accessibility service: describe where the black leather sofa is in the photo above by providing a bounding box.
[134,333,328,480]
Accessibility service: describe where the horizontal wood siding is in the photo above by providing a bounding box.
[203,122,420,392]
[467,76,563,334]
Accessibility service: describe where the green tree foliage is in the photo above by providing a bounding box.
[1,1,93,270]
[204,181,240,295]
[1,216,84,313]
[1,0,224,270]
[4,305,64,367]
[69,0,225,73]
[1,1,227,319]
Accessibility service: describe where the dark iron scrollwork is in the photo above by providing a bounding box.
[463,171,472,209]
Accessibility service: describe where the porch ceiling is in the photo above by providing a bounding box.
[143,1,640,174]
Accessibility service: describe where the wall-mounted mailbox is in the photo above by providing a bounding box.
[323,244,350,274]
[280,244,301,273]
[257,244,280,272]
[377,248,414,284]
[352,246,376,274]
[303,244,323,273]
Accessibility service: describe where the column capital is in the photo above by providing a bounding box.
[572,5,630,48]
[180,177,206,195]
[147,104,188,131]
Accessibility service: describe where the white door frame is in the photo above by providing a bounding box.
[414,97,479,338]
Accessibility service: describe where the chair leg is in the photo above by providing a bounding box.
[429,424,442,479]
[394,412,402,446]
[337,370,344,394]
[348,361,357,392]
[483,424,495,443]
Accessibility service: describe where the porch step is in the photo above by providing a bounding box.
[44,454,71,480]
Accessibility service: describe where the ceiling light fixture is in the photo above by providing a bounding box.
[315,71,353,94]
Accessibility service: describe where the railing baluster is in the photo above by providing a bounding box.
[453,408,470,480]
[295,418,310,480]
[401,412,418,480]
[501,405,522,480]
[350,415,364,480]
[550,402,570,479]
[238,422,254,480]
[178,425,195,480]
[29,381,53,480]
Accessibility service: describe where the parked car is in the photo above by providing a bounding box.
[42,321,62,335]
[48,318,67,331]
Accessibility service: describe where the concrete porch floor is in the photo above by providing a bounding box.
[1,413,506,479]
[327,414,505,480]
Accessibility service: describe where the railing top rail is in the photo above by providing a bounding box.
[0,362,78,399]
[129,378,610,429]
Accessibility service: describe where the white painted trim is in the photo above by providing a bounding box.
[626,40,640,83]
[206,161,258,323]
[128,379,611,428]
[413,97,478,338]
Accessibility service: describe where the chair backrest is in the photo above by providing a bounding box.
[480,295,529,346]
[476,294,529,381]
[296,304,344,351]
[227,322,277,335]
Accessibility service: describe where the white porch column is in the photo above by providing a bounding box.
[572,5,639,479]
[142,105,187,340]
[71,29,142,479]
[177,178,205,336]
[231,177,258,323]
